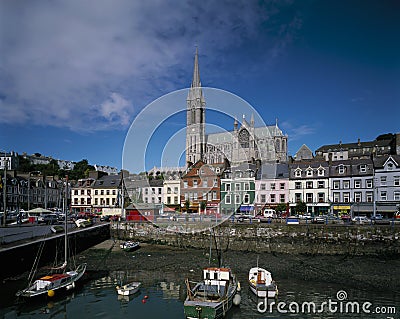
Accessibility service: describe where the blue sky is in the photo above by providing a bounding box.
[1,0,399,173]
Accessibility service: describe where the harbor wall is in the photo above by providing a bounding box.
[111,222,400,256]
[0,224,110,280]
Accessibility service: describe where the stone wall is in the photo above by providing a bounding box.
[111,222,400,256]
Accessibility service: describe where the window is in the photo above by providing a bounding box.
[235,194,241,204]
[306,193,313,203]
[318,193,325,203]
[318,168,325,176]
[333,192,340,203]
[194,192,198,201]
[226,183,231,191]
[183,181,188,188]
[225,194,231,204]
[333,181,340,189]
[174,196,178,204]
[343,192,350,203]
[280,183,285,190]
[203,179,208,187]
[354,192,362,202]
[366,192,373,203]
[270,183,276,190]
[244,183,250,191]
[94,190,98,195]
[394,192,400,201]
[212,191,217,200]
[318,181,325,189]
[380,176,387,186]
[306,169,313,177]
[260,183,266,190]
[380,191,387,201]
[167,187,171,194]
[243,194,250,204]
[235,183,241,191]
[394,176,400,186]
[354,179,361,189]
[366,179,373,188]
[261,194,266,203]
[280,194,285,203]
[306,181,313,189]
[193,180,198,188]
[295,169,301,177]
[343,180,350,189]
[359,165,367,173]
[338,165,345,174]
[387,163,393,171]
[295,182,301,189]
[295,193,301,202]
[174,187,178,194]
[167,196,171,204]
[270,194,276,203]
[81,189,84,195]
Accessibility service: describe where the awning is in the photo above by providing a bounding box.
[240,205,254,212]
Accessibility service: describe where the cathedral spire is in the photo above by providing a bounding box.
[191,47,201,88]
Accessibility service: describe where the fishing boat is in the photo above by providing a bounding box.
[16,179,87,299]
[116,281,141,296]
[119,241,140,252]
[248,266,278,299]
[184,267,241,319]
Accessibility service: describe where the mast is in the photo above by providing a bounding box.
[64,175,68,267]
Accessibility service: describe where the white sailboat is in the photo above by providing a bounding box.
[16,178,87,298]
[248,258,278,299]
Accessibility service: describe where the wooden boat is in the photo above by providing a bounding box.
[116,281,141,296]
[119,241,140,251]
[16,179,87,298]
[248,267,278,299]
[184,267,241,319]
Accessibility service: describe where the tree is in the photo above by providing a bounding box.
[295,201,307,215]
[200,201,207,214]
[276,202,287,214]
[185,200,190,212]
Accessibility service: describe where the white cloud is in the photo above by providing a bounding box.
[0,0,299,132]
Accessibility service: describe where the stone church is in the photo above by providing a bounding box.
[186,49,288,167]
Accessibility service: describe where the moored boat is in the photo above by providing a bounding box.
[248,266,278,299]
[120,241,140,251]
[184,267,241,319]
[116,281,141,296]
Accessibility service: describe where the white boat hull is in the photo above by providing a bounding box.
[248,267,278,299]
[116,282,141,296]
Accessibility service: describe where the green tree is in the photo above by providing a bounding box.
[276,203,287,213]
[295,201,307,215]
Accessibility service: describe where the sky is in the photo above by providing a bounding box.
[1,0,399,173]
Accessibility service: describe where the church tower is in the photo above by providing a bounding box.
[186,48,206,167]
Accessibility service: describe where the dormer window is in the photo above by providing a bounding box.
[306,167,313,177]
[387,163,393,171]
[338,165,345,174]
[317,166,325,176]
[295,168,301,178]
[359,165,367,173]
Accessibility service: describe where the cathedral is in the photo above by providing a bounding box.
[185,49,288,167]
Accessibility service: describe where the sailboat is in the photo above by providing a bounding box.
[248,257,278,299]
[16,177,87,298]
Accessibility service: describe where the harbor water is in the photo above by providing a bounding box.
[1,240,399,319]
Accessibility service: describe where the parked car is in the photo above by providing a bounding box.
[100,215,110,222]
[40,214,60,225]
[352,216,370,225]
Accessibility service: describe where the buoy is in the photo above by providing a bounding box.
[233,294,241,306]
[47,289,55,297]
[142,299,147,304]
[237,282,241,292]
[144,295,149,299]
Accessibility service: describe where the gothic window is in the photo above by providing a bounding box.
[275,139,280,152]
[238,129,250,148]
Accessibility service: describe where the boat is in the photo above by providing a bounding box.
[184,267,241,319]
[116,281,141,296]
[119,241,140,251]
[248,266,278,299]
[16,179,87,298]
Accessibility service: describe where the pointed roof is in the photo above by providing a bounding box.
[191,47,201,88]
